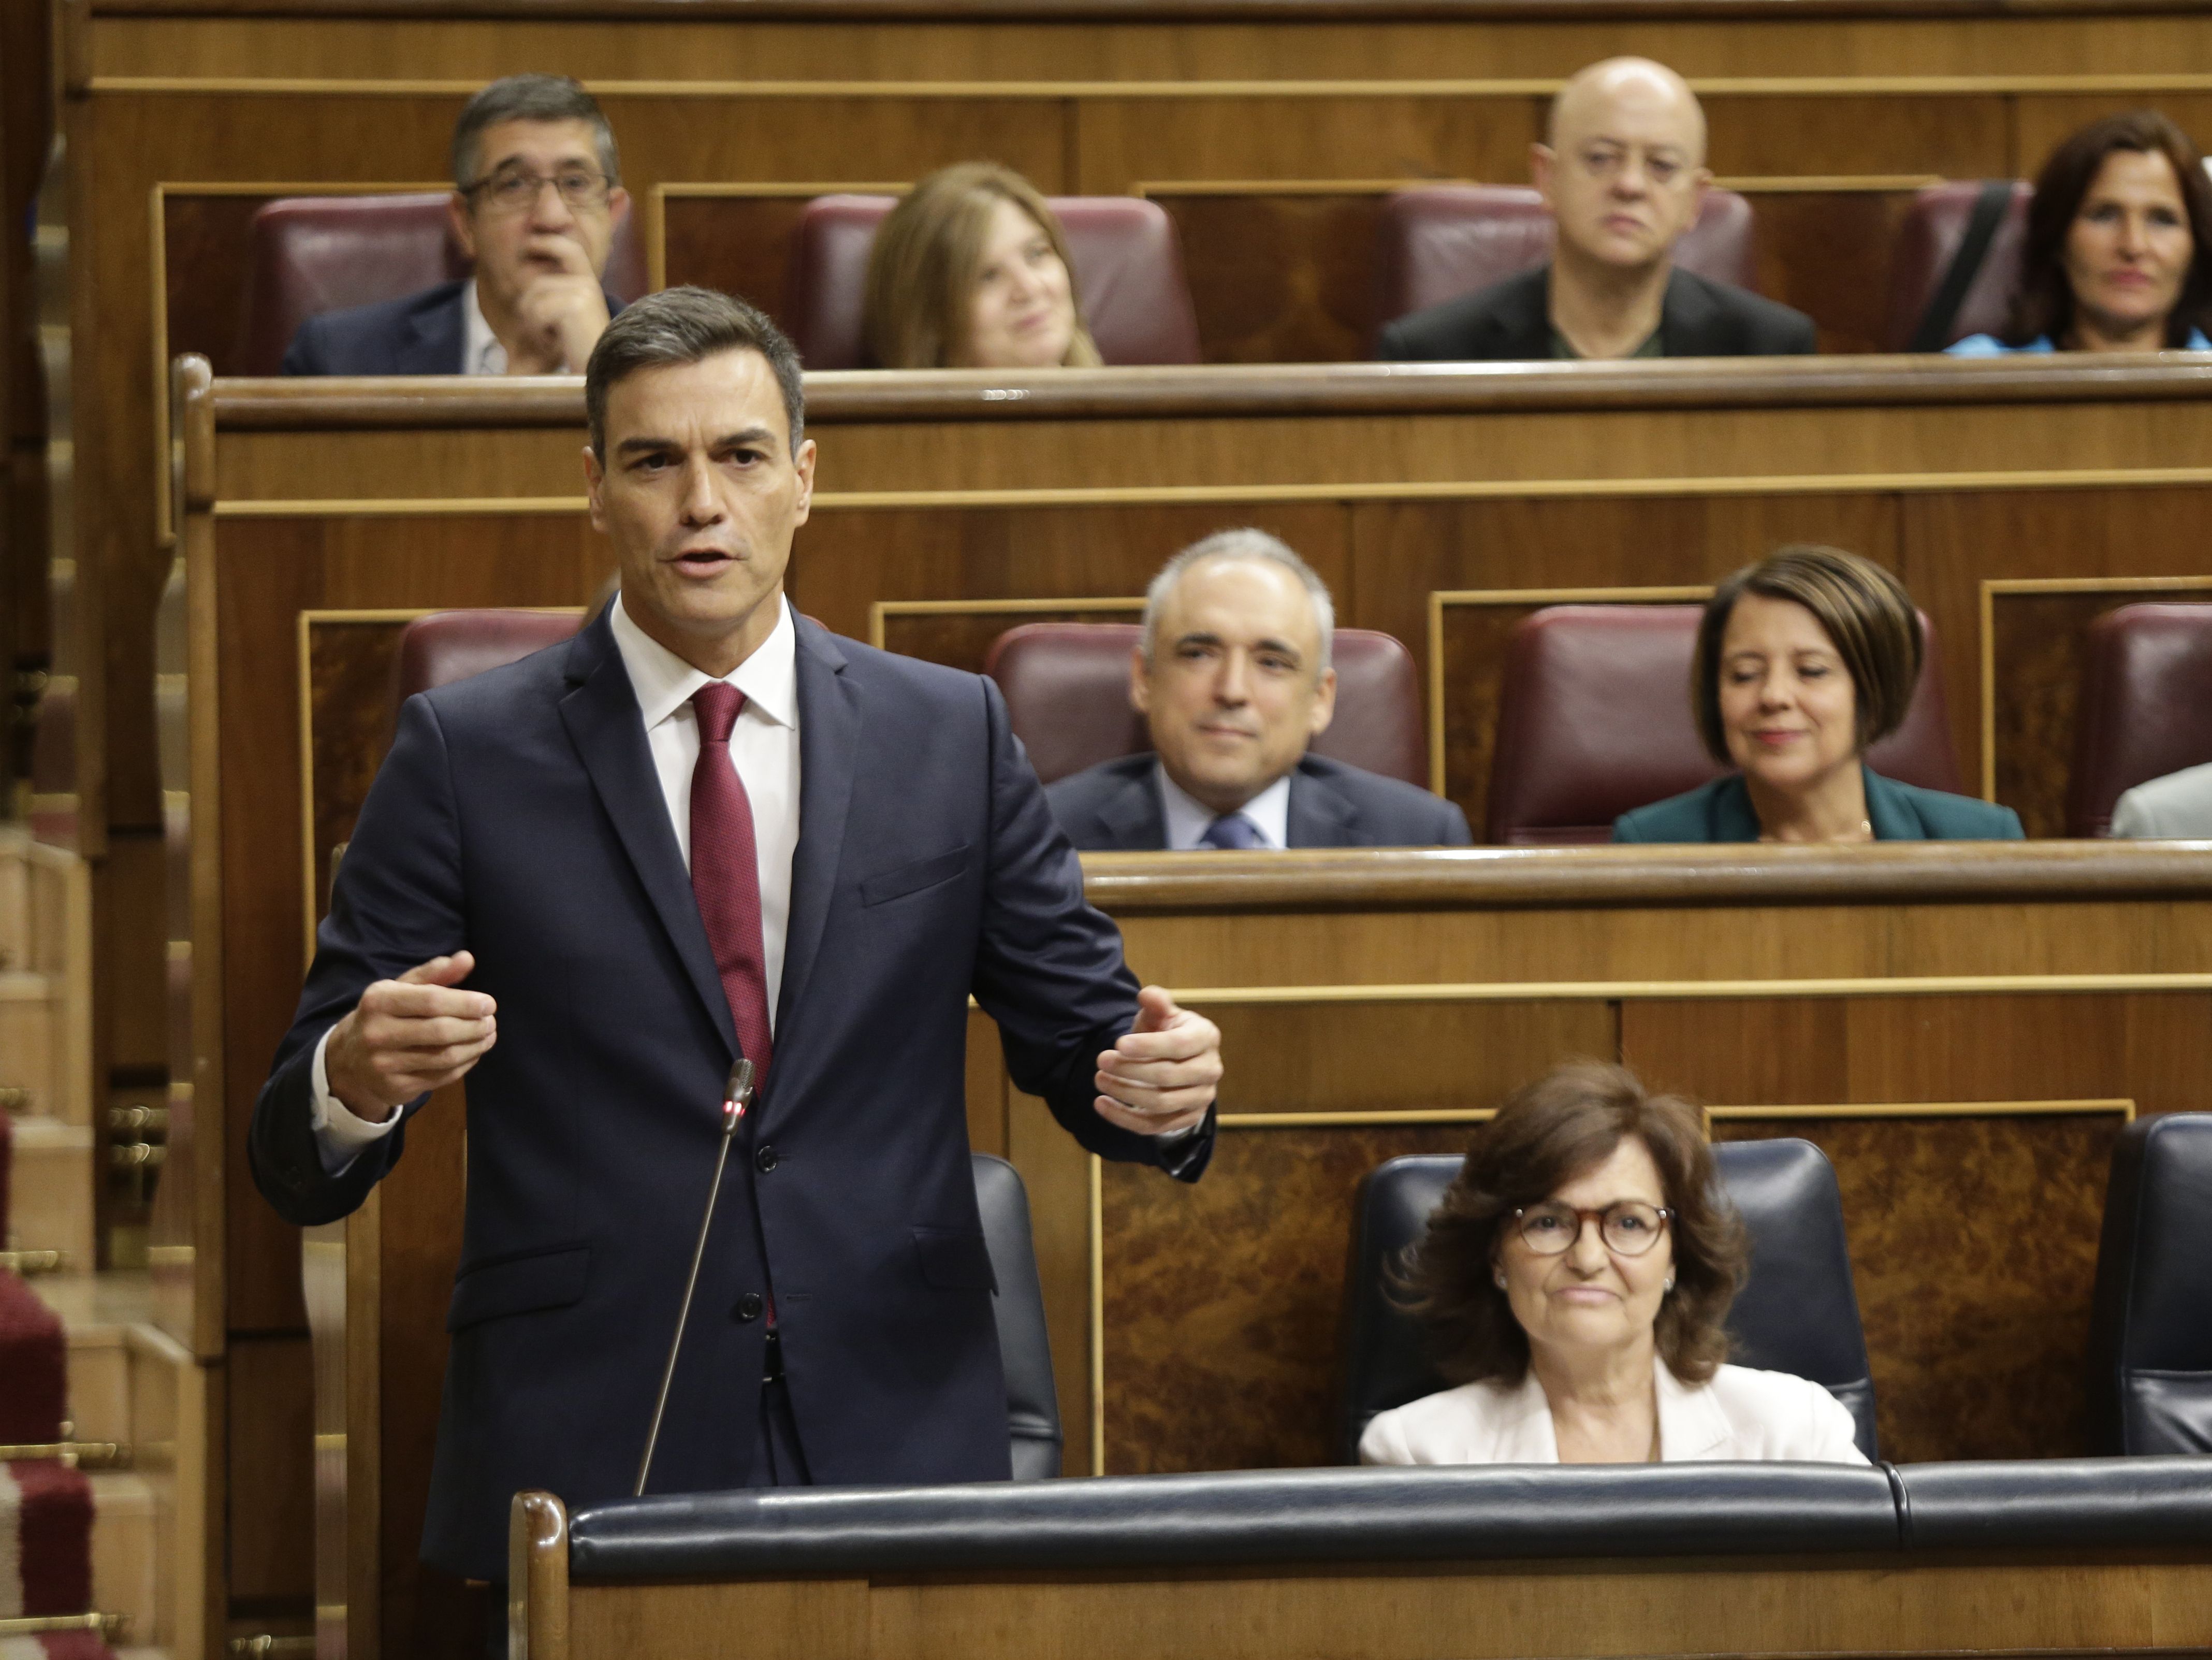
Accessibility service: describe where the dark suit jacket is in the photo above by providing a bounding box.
[279,277,625,375]
[1611,766,2025,842]
[249,611,1209,1580]
[1045,752,1474,850]
[1376,264,1817,362]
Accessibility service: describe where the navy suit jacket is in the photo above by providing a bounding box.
[1611,767,2025,842]
[279,278,625,376]
[1045,752,1473,850]
[249,611,1208,1580]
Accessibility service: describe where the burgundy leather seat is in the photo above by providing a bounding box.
[394,610,584,704]
[1879,180,2031,351]
[1372,185,1758,342]
[1485,604,1961,845]
[233,193,649,375]
[784,194,1202,369]
[983,623,1424,788]
[2067,603,2212,836]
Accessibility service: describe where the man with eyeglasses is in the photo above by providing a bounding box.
[282,74,630,376]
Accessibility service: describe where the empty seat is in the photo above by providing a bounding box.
[1341,1139,1879,1464]
[1880,180,2032,352]
[1485,604,1961,845]
[2085,1113,2212,1455]
[2067,603,2212,836]
[783,193,1201,369]
[1372,186,1757,344]
[982,621,1424,787]
[972,1152,1062,1478]
[234,193,648,376]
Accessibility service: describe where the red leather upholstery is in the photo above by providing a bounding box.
[234,192,649,375]
[785,194,1202,369]
[1485,605,1961,845]
[983,623,1424,787]
[2067,603,2212,836]
[1879,180,2032,351]
[394,610,584,704]
[1372,185,1758,338]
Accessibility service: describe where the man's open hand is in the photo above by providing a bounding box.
[1093,986,1221,1137]
[324,951,497,1122]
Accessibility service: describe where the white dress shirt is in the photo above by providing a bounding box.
[310,594,803,1170]
[460,280,507,376]
[1157,762,1293,850]
[1359,1362,1868,1466]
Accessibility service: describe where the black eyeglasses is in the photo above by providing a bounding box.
[464,167,612,214]
[1512,1200,1672,1257]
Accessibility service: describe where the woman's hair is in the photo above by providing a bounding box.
[1397,1061,1745,1388]
[2002,109,2212,349]
[1691,545,1922,762]
[861,163,1103,369]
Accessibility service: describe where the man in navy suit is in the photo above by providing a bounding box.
[249,288,1223,1593]
[282,74,629,376]
[1046,530,1473,850]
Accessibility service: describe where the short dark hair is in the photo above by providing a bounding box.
[584,286,806,460]
[2003,109,2212,349]
[1692,545,1921,762]
[450,73,620,192]
[1398,1060,1745,1388]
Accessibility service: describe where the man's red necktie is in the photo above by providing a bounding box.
[689,683,772,1079]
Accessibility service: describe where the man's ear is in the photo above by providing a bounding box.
[447,193,478,265]
[1531,143,1556,209]
[1128,645,1153,715]
[790,437,817,528]
[583,443,607,533]
[1307,665,1338,737]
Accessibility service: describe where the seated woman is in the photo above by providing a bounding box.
[1613,545,2022,843]
[862,162,1104,370]
[1362,1062,1865,1465]
[1949,110,2212,355]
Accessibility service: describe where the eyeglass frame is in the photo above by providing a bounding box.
[461,165,617,215]
[1508,1200,1674,1258]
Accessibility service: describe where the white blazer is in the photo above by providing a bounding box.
[1359,1363,1868,1466]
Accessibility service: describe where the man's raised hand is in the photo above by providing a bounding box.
[1093,985,1222,1137]
[324,951,497,1122]
[510,235,612,373]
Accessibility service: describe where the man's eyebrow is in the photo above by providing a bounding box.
[614,435,677,458]
[717,426,780,452]
[1251,636,1303,659]
[1173,630,1224,648]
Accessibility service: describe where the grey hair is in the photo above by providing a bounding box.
[584,286,806,459]
[1139,528,1335,673]
[452,73,621,192]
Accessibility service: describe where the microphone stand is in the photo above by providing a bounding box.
[635,1058,755,1497]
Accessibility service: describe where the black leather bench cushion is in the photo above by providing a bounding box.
[566,1463,1901,1581]
[1894,1456,2212,1550]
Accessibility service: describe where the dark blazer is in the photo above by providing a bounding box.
[1611,767,2025,842]
[279,277,625,376]
[1376,264,1817,362]
[249,611,1208,1581]
[1045,752,1474,850]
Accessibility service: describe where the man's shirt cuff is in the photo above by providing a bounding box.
[310,1027,403,1176]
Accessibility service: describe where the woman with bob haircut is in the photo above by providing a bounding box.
[1950,110,2212,355]
[1361,1061,1865,1466]
[1613,546,2022,843]
[862,163,1104,370]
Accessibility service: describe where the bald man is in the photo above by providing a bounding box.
[1378,57,1815,362]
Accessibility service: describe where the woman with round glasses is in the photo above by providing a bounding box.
[1360,1061,1866,1465]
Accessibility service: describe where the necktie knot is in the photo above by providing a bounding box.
[692,682,745,745]
[1200,812,1265,850]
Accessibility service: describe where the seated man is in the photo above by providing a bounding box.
[2111,761,2212,838]
[283,73,628,376]
[1045,529,1473,850]
[1376,57,1815,362]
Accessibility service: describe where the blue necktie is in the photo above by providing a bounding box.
[1200,812,1265,850]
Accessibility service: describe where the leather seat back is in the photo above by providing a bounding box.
[2086,1113,2212,1454]
[235,192,648,375]
[785,193,1201,369]
[2067,604,2212,836]
[394,610,585,702]
[984,621,1424,787]
[974,1153,1062,1478]
[1372,185,1757,343]
[1880,180,2032,351]
[1341,1139,1879,1463]
[1485,604,1960,844]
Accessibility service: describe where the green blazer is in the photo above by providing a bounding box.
[1612,767,2025,843]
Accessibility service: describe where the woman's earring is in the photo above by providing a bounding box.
[1664,1274,1676,1293]
[1493,1269,1508,1290]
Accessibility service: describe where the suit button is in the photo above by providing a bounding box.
[754,1144,778,1173]
[734,1293,763,1323]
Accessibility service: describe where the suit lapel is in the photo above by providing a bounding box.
[1655,1364,1731,1460]
[557,614,739,1058]
[1096,760,1166,849]
[1658,269,1724,356]
[1495,268,1554,358]
[400,283,468,374]
[773,617,859,1049]
[1286,762,1357,848]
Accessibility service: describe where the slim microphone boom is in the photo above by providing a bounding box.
[634,1057,756,1497]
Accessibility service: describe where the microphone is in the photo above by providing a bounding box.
[634,1057,756,1497]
